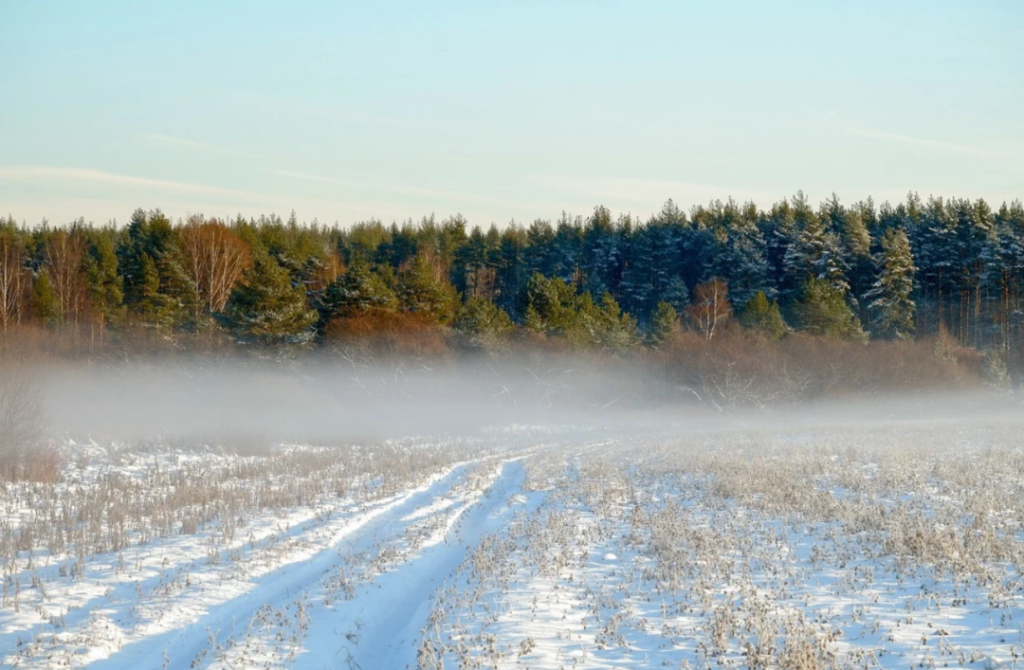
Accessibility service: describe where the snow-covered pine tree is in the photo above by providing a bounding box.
[865,227,916,340]
[322,257,398,318]
[221,252,317,344]
[661,276,690,313]
[782,193,851,298]
[648,300,679,344]
[980,205,1024,349]
[824,195,874,321]
[581,206,622,300]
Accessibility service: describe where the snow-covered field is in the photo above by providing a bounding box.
[3,420,1024,669]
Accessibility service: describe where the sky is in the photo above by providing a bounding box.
[1,0,1022,228]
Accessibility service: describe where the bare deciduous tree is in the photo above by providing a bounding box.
[308,249,345,294]
[689,278,732,340]
[44,227,87,324]
[0,235,27,331]
[179,217,251,315]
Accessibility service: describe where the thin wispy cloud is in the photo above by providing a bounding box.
[146,134,259,159]
[813,109,1020,162]
[0,166,272,202]
[845,127,1013,159]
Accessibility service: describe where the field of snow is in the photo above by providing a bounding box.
[3,420,1024,669]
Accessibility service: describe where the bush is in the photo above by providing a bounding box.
[324,310,451,360]
[649,328,980,408]
[453,298,513,353]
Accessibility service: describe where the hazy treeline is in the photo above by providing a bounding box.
[0,192,1022,369]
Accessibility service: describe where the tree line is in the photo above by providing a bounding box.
[1,192,1022,361]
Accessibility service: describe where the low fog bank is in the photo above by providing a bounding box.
[40,356,657,443]
[35,355,1022,444]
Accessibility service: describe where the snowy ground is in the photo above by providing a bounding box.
[3,421,1024,669]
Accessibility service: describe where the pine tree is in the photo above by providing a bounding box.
[523,303,545,333]
[722,224,771,307]
[792,278,866,341]
[581,206,622,299]
[454,298,512,352]
[738,291,787,340]
[911,196,958,335]
[866,227,916,339]
[524,219,556,279]
[117,209,198,328]
[523,273,578,335]
[134,254,177,328]
[397,254,457,324]
[984,202,1024,349]
[661,277,690,313]
[585,293,639,352]
[322,257,398,319]
[549,212,583,284]
[619,226,656,319]
[783,210,850,295]
[620,214,685,325]
[494,226,526,317]
[521,273,639,351]
[649,300,679,344]
[698,199,770,307]
[826,196,875,321]
[81,229,124,328]
[30,270,61,326]
[221,253,317,344]
[648,206,686,301]
[452,226,490,298]
[956,198,995,346]
[760,200,797,291]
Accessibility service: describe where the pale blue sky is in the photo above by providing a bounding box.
[1,0,1021,227]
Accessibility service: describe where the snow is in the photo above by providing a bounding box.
[3,422,1024,668]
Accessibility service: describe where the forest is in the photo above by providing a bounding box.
[1,191,1022,390]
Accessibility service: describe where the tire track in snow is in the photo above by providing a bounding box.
[0,488,411,660]
[297,459,538,670]
[80,461,479,670]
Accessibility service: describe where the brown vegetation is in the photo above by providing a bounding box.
[324,311,452,360]
[0,366,57,483]
[0,314,990,413]
[178,218,252,314]
[649,327,980,409]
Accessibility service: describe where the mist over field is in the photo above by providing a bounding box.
[36,356,1021,443]
[39,357,643,442]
